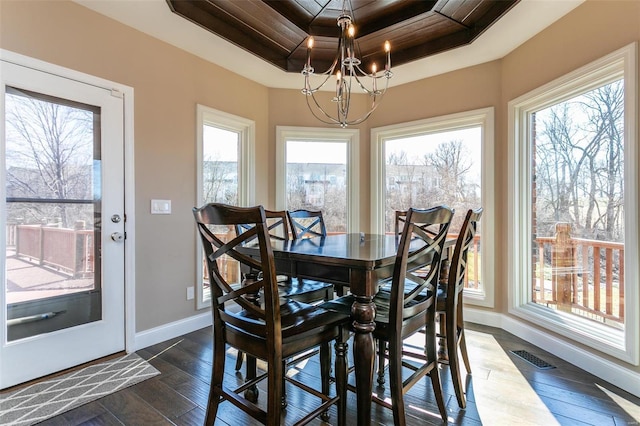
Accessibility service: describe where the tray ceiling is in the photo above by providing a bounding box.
[166,0,520,74]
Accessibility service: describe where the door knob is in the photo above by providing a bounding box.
[111,214,122,223]
[111,232,124,242]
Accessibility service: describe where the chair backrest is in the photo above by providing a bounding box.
[193,203,281,345]
[446,208,483,309]
[389,206,453,325]
[287,209,327,239]
[235,209,291,242]
[394,210,407,236]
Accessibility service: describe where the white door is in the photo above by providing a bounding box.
[0,59,126,388]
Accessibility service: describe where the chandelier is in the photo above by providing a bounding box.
[301,1,392,128]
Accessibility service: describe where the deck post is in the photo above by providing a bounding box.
[553,222,574,313]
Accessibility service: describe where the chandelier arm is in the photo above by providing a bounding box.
[306,92,342,126]
[305,71,334,94]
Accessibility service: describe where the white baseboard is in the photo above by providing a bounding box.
[133,312,212,351]
[465,307,640,398]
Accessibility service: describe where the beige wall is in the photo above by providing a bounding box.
[0,0,270,331]
[2,0,640,375]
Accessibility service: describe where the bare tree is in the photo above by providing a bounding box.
[203,157,238,205]
[534,80,624,242]
[5,89,94,227]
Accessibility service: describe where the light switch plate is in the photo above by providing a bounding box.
[151,199,171,214]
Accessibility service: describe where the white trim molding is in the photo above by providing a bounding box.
[133,312,212,351]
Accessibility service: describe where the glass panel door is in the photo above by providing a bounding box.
[1,59,125,389]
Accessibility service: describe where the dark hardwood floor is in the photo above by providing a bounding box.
[36,323,640,425]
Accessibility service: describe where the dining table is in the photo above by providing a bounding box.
[241,232,453,426]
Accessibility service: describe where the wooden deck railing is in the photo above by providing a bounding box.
[12,223,94,278]
[534,223,624,324]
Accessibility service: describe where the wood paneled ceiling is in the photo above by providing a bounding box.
[166,0,520,74]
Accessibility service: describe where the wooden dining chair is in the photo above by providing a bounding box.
[193,203,349,426]
[436,207,483,409]
[287,208,350,296]
[233,209,334,373]
[287,209,327,239]
[323,206,453,425]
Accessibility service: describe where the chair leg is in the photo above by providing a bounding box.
[437,312,448,361]
[334,330,348,426]
[429,362,448,423]
[426,311,448,424]
[281,360,288,409]
[235,350,244,371]
[376,339,386,387]
[388,338,406,426]
[267,354,284,425]
[205,337,226,426]
[318,341,332,422]
[459,320,472,375]
[447,314,466,409]
[245,352,259,402]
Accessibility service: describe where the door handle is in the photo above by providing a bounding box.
[111,232,125,242]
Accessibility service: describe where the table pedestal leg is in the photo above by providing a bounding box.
[352,296,376,426]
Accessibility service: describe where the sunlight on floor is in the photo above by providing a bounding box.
[596,383,640,422]
[467,330,561,425]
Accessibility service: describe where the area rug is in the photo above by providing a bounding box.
[0,352,160,426]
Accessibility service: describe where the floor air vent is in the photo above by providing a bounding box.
[510,350,556,369]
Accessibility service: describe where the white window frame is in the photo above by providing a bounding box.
[508,43,638,364]
[371,108,495,307]
[195,105,255,309]
[275,126,360,233]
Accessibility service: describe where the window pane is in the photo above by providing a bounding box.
[286,140,347,233]
[201,124,240,298]
[385,127,482,289]
[202,125,239,205]
[5,88,101,340]
[531,79,624,331]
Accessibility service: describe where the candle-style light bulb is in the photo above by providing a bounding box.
[306,37,314,68]
[371,63,377,75]
[384,40,391,71]
[348,25,355,38]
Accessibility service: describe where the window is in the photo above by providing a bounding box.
[371,108,495,307]
[196,105,255,309]
[276,126,359,233]
[508,43,638,363]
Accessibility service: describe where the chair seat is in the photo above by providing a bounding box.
[230,299,348,355]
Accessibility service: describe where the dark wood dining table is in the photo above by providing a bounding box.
[242,233,452,426]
